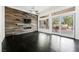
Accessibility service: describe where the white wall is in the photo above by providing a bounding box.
[75,7,79,40]
[0,6,5,52]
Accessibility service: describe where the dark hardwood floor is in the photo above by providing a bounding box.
[2,31,79,52]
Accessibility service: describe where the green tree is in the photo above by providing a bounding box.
[64,16,73,27]
[52,17,60,25]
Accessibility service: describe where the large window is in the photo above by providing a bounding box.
[39,19,49,29]
[52,17,61,34]
[52,14,75,38]
[39,13,75,38]
[61,14,74,37]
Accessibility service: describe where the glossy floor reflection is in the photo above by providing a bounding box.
[2,31,79,52]
[50,35,60,52]
[37,33,50,52]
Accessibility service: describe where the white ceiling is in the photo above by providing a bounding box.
[8,6,51,14]
[8,6,72,15]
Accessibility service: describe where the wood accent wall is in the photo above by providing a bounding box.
[5,7,38,35]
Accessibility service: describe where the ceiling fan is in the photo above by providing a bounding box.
[28,6,39,15]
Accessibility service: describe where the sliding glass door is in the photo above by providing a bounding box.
[39,18,49,29]
[61,14,75,37]
[52,17,61,34]
[52,13,75,38]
